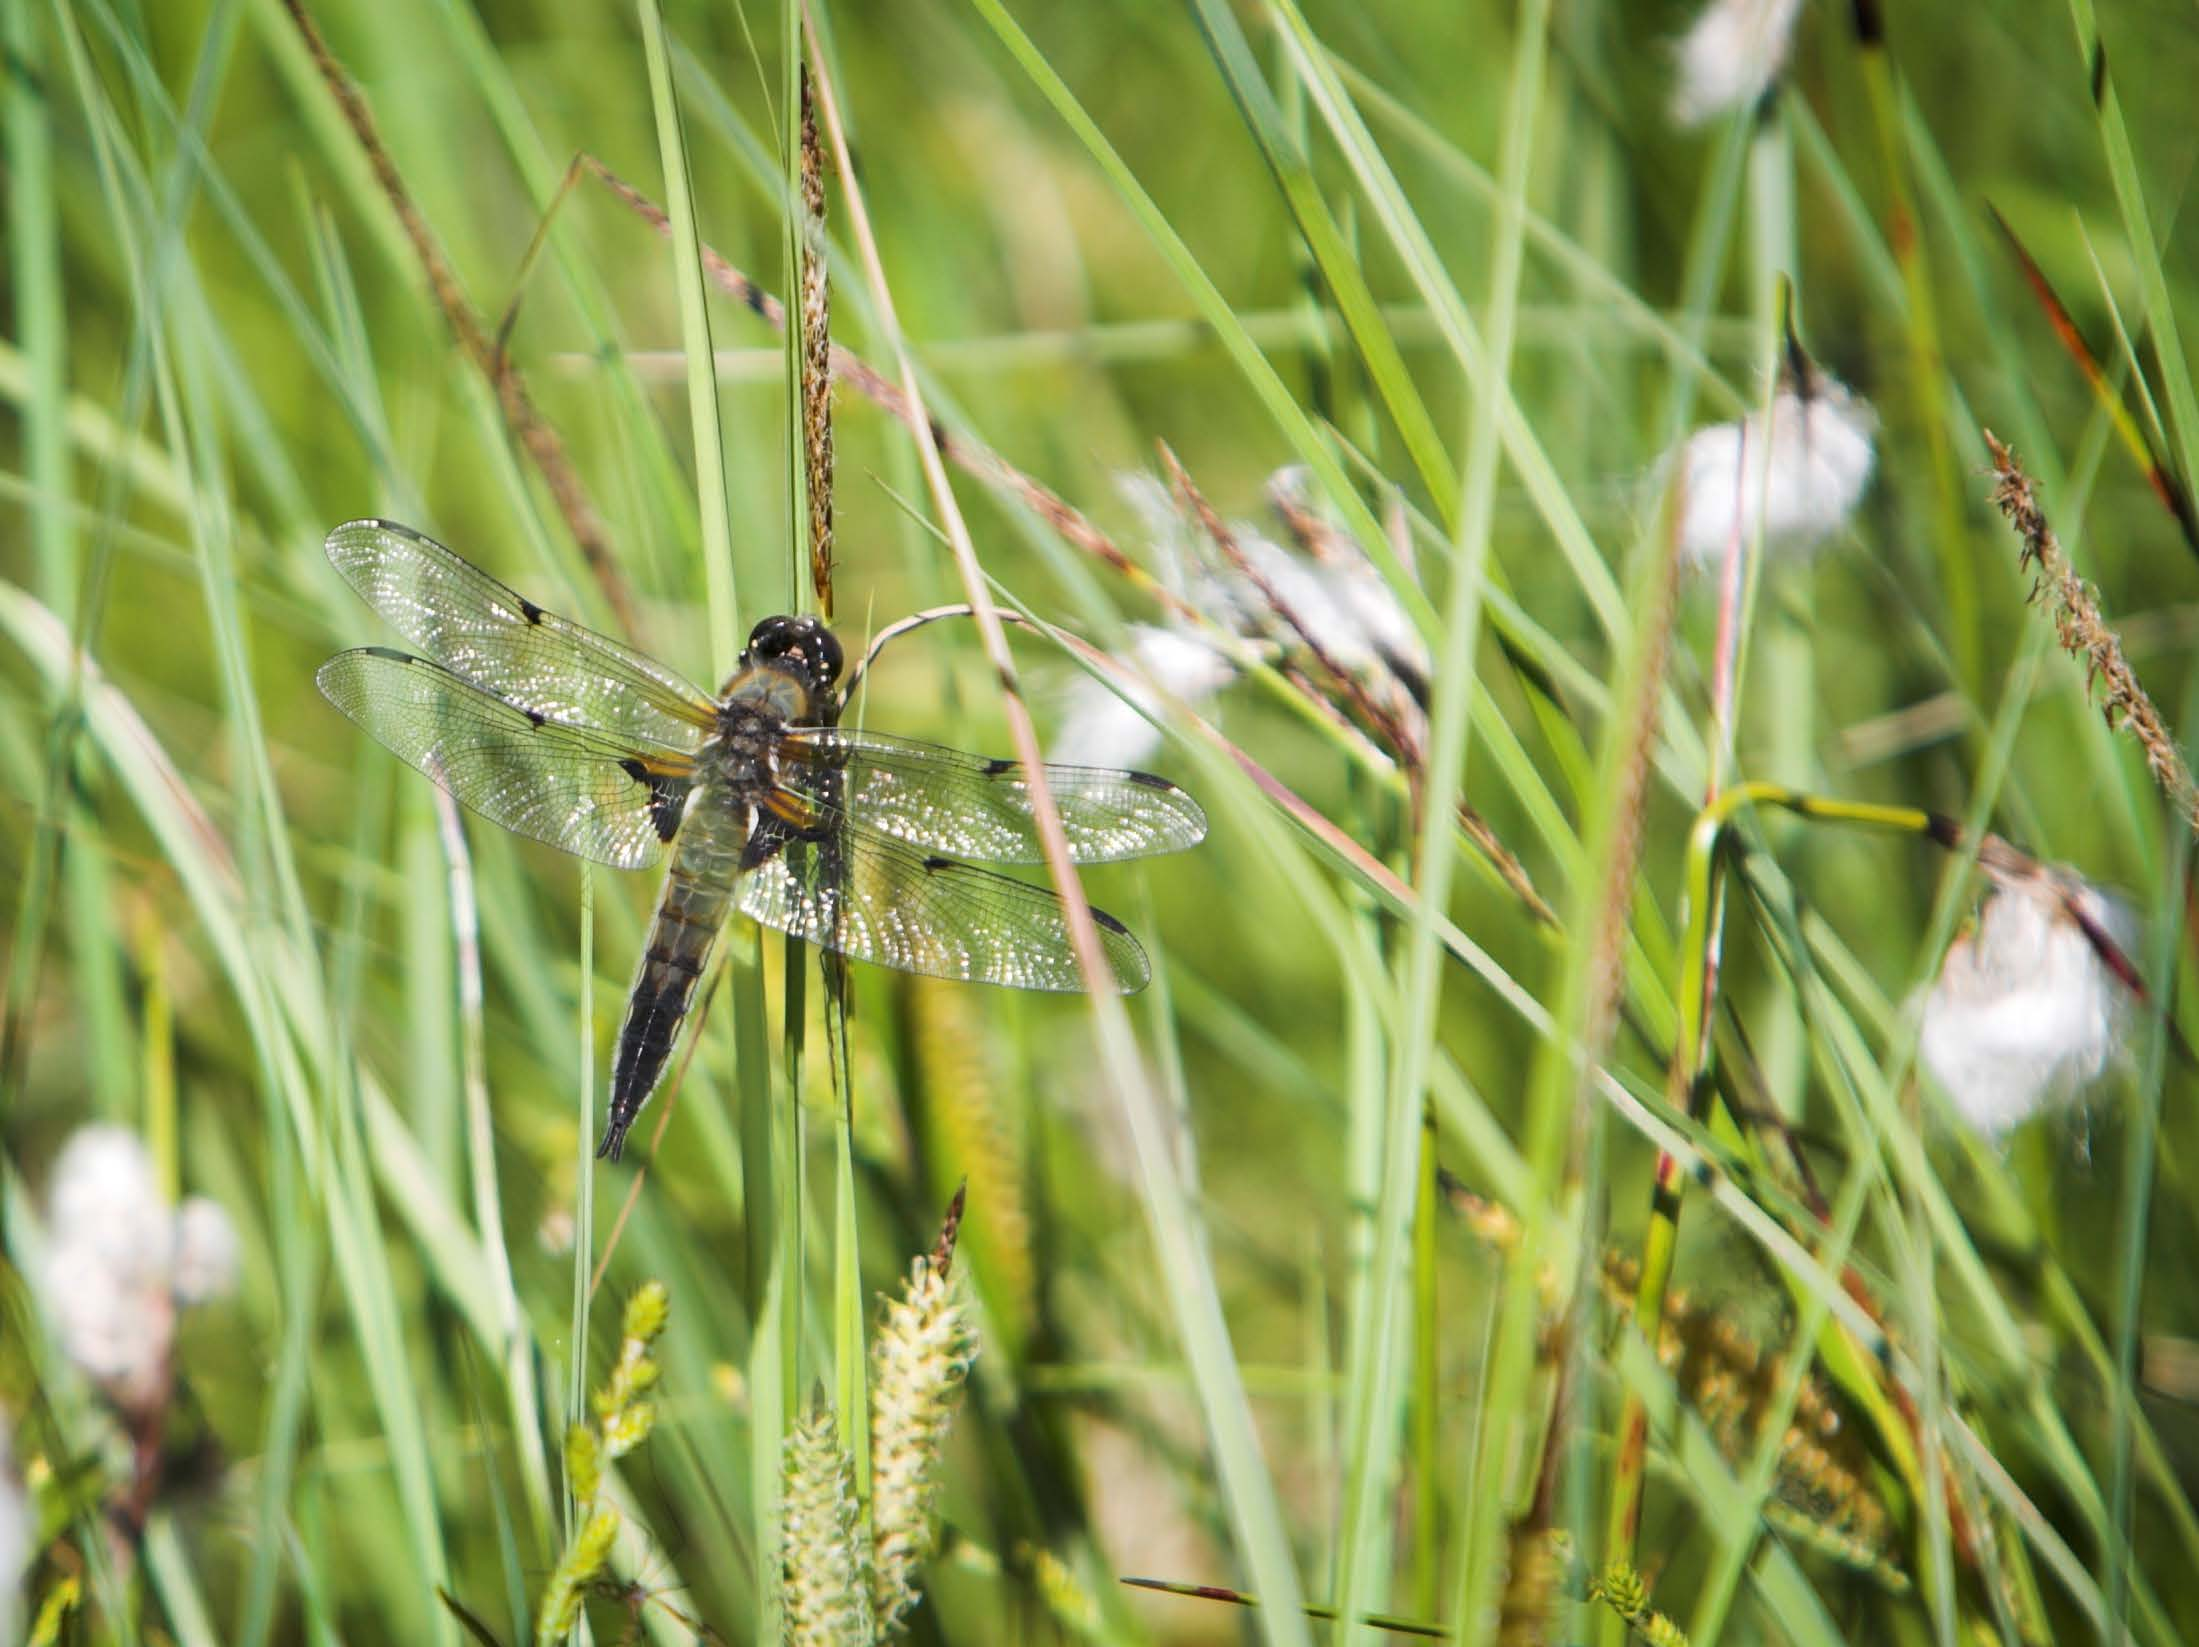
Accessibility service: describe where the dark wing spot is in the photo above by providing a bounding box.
[983,756,1017,776]
[518,595,546,625]
[740,812,798,872]
[1126,769,1174,790]
[619,759,689,841]
[922,854,954,873]
[2090,36,2108,103]
[362,645,416,663]
[648,780,686,841]
[1090,907,1131,936]
[525,708,547,728]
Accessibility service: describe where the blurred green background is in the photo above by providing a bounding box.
[10,0,2199,1642]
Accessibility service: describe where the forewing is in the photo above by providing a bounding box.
[325,518,714,756]
[318,648,691,869]
[782,726,1207,864]
[734,798,1150,992]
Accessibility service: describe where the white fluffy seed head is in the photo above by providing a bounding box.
[1114,471,1199,601]
[1052,624,1234,770]
[46,1126,171,1285]
[38,1126,242,1412]
[1671,379,1876,568]
[1919,870,2134,1137]
[171,1198,242,1306]
[1671,0,1807,126]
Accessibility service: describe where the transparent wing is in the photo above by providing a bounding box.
[781,726,1207,864]
[318,648,692,870]
[735,793,1150,992]
[325,518,715,756]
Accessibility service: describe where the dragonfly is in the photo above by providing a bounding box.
[315,520,1208,1160]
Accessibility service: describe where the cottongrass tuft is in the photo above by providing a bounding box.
[782,1398,875,1647]
[1670,374,1876,568]
[1670,0,1806,126]
[1052,624,1234,770]
[869,1247,977,1634]
[171,1198,241,1306]
[1919,864,2133,1137]
[1053,465,1430,769]
[39,1125,240,1416]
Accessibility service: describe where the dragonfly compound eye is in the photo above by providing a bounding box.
[746,615,801,658]
[811,623,844,683]
[749,615,842,685]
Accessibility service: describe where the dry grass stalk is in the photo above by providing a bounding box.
[799,67,836,618]
[280,0,637,635]
[1986,430,2199,831]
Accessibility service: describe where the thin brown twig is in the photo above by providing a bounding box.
[280,0,638,635]
[1986,430,2199,832]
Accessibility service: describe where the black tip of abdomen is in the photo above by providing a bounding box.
[602,978,685,1165]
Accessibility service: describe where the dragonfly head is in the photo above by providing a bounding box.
[742,614,845,696]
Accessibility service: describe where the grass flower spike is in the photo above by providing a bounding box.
[527,1281,672,1643]
[782,1398,875,1646]
[1671,374,1876,568]
[534,1509,620,1647]
[1671,0,1806,126]
[1919,865,2133,1136]
[870,1235,977,1633]
[594,1279,669,1460]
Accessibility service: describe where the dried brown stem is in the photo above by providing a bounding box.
[1987,430,2199,832]
[798,68,836,618]
[280,0,637,636]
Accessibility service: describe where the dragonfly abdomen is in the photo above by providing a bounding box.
[598,795,747,1160]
